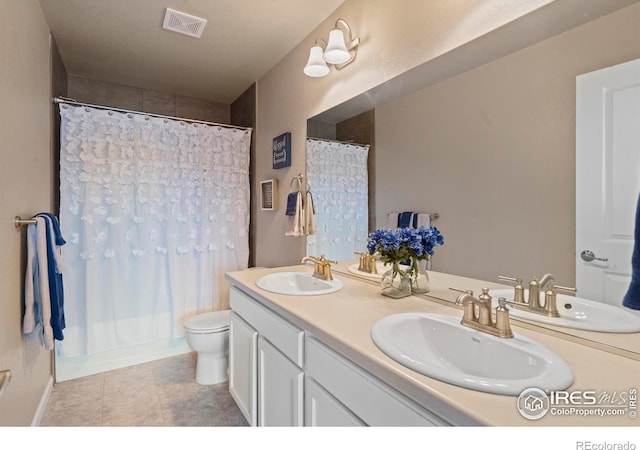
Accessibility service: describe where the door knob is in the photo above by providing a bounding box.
[580,250,609,262]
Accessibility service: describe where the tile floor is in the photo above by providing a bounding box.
[40,352,248,427]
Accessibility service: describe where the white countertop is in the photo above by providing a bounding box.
[225,264,640,426]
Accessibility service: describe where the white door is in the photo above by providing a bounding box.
[229,312,258,426]
[257,336,303,426]
[576,58,640,306]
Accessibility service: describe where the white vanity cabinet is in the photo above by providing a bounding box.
[229,287,304,426]
[229,284,452,427]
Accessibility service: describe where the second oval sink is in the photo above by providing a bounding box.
[371,313,574,396]
[489,289,640,333]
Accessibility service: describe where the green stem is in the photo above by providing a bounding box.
[411,258,419,282]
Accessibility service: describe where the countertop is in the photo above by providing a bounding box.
[225,264,640,426]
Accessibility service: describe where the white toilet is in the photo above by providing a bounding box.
[184,310,230,385]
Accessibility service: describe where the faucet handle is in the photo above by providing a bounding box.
[319,255,335,263]
[498,276,523,285]
[498,276,526,304]
[554,285,577,295]
[449,286,473,294]
[449,287,473,305]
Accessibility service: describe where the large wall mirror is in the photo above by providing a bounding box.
[306,2,640,359]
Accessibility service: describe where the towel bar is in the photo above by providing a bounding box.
[14,216,36,228]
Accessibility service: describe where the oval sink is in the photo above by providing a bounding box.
[255,272,343,296]
[489,289,640,333]
[371,313,574,396]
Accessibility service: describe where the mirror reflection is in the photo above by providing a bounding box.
[305,137,369,261]
[306,6,640,358]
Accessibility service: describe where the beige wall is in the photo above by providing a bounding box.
[0,1,54,426]
[376,3,640,284]
[254,0,555,268]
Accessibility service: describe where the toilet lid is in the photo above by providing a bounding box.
[184,310,230,332]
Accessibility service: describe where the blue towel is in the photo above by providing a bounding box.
[286,192,298,216]
[623,193,640,310]
[398,212,413,228]
[36,213,67,340]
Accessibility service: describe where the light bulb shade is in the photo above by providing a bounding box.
[323,28,351,64]
[303,45,330,77]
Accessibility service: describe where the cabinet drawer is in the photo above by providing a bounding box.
[306,336,449,426]
[230,287,304,367]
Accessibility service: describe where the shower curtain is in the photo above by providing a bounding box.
[305,138,369,262]
[58,104,251,357]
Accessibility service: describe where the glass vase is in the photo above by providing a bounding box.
[380,262,412,299]
[410,267,430,294]
[408,258,430,294]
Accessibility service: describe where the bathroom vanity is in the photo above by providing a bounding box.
[225,265,640,426]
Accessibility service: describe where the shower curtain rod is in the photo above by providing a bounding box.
[53,96,252,131]
[307,136,369,146]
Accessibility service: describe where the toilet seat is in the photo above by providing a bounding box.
[184,310,230,334]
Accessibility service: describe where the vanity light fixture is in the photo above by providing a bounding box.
[303,19,359,77]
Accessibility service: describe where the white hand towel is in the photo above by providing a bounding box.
[388,212,399,229]
[23,222,37,334]
[416,213,432,270]
[23,217,54,349]
[415,213,431,229]
[304,191,316,236]
[286,191,305,237]
[36,217,54,349]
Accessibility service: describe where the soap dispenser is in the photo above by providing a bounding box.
[495,298,514,338]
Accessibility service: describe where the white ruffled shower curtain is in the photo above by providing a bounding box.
[305,138,369,262]
[58,104,251,357]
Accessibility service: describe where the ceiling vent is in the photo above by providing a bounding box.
[162,8,207,39]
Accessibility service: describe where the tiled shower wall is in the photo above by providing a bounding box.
[66,75,230,123]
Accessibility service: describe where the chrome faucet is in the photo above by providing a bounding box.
[301,254,337,281]
[449,287,514,338]
[498,274,577,317]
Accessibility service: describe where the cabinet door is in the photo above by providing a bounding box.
[305,378,364,427]
[258,336,303,426]
[229,312,257,426]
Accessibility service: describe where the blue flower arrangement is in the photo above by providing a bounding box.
[367,226,444,281]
